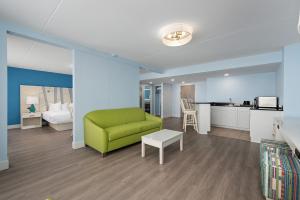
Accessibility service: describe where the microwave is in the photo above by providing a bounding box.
[254,96,279,109]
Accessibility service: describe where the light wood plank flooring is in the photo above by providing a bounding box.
[210,127,250,141]
[0,118,264,200]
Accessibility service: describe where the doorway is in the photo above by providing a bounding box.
[154,85,161,116]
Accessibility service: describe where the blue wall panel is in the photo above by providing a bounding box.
[8,67,72,125]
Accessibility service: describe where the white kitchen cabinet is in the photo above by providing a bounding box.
[237,107,250,131]
[211,106,250,131]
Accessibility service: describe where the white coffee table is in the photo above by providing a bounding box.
[141,129,183,165]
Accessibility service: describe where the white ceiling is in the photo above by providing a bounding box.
[1,0,300,71]
[140,63,280,85]
[7,34,72,74]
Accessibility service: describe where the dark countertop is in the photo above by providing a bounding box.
[250,108,283,111]
[192,102,284,111]
[192,102,253,107]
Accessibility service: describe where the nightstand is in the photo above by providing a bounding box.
[21,112,42,129]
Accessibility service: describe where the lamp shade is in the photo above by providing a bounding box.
[26,96,39,105]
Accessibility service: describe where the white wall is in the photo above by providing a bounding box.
[0,27,9,170]
[162,83,173,118]
[73,49,139,148]
[206,72,277,104]
[283,43,300,117]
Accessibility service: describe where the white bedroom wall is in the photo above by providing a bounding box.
[73,49,139,148]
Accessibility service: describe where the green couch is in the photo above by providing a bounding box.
[84,107,162,156]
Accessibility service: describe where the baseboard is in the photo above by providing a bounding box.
[8,124,20,129]
[0,160,9,171]
[72,141,85,149]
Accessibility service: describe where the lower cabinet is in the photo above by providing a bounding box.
[237,107,250,130]
[211,106,250,131]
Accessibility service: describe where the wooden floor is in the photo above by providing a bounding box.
[0,118,264,200]
[210,127,250,141]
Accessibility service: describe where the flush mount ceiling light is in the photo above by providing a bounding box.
[160,23,193,47]
[224,73,230,77]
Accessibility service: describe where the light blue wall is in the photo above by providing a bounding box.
[0,27,8,167]
[276,63,284,106]
[206,72,277,104]
[0,21,140,169]
[7,67,72,125]
[140,51,282,80]
[283,43,300,117]
[73,49,139,147]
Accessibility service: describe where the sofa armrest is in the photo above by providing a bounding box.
[84,118,108,153]
[145,113,163,129]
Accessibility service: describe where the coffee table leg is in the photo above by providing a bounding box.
[159,147,164,165]
[180,135,183,151]
[142,141,145,157]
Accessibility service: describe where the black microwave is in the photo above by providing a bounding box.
[254,97,279,109]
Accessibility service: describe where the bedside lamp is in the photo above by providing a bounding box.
[26,96,39,113]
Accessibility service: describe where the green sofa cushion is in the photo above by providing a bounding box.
[138,120,161,132]
[106,120,161,141]
[85,107,146,128]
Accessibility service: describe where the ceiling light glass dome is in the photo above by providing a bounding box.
[160,23,193,47]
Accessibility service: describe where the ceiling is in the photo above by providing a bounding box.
[7,34,72,74]
[0,0,300,71]
[140,63,280,85]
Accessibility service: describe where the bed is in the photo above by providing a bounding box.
[20,85,73,132]
[43,110,73,131]
[42,103,73,131]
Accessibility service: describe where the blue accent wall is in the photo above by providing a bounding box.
[8,67,72,125]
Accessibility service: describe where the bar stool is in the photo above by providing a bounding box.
[180,99,199,133]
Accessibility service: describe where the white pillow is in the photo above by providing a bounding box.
[49,103,61,112]
[61,103,69,112]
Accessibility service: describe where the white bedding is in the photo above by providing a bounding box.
[43,111,73,124]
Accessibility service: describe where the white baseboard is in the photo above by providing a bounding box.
[72,141,85,149]
[0,160,9,171]
[8,124,20,129]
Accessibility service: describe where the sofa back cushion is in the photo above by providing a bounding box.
[85,107,146,128]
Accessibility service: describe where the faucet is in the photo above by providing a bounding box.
[229,98,232,103]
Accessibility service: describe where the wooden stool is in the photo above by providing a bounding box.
[180,99,199,132]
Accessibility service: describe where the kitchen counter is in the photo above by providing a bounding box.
[194,104,211,134]
[192,102,253,107]
[250,108,283,111]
